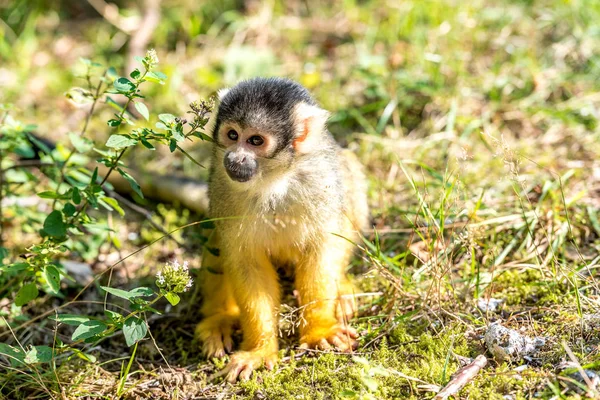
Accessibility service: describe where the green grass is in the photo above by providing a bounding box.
[2,0,600,398]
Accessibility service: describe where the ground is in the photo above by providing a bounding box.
[1,0,600,399]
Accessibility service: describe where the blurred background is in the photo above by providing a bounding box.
[3,0,599,218]
[2,0,600,398]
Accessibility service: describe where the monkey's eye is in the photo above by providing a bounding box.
[248,135,264,146]
[227,130,239,141]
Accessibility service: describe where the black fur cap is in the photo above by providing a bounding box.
[214,77,317,154]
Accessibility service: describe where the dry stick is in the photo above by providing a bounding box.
[434,355,488,400]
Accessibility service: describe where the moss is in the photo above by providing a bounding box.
[493,269,571,307]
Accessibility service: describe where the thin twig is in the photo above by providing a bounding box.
[434,355,487,399]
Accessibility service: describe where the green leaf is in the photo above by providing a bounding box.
[129,287,154,297]
[123,317,147,347]
[106,135,137,148]
[134,102,149,121]
[101,286,133,300]
[117,168,143,199]
[0,262,29,273]
[0,343,25,366]
[152,71,167,80]
[25,346,53,364]
[171,126,184,142]
[105,96,124,113]
[43,210,66,238]
[50,314,91,326]
[200,220,215,229]
[145,71,167,84]
[15,283,39,306]
[102,197,125,216]
[165,292,180,306]
[107,119,122,127]
[140,139,155,149]
[113,77,135,93]
[72,320,107,341]
[206,246,220,256]
[155,122,168,130]
[63,202,76,217]
[158,113,176,124]
[101,286,153,300]
[130,69,141,80]
[104,310,122,323]
[169,139,176,152]
[43,265,61,294]
[106,67,118,81]
[72,187,82,204]
[26,133,52,155]
[69,132,94,153]
[71,348,97,363]
[37,191,61,199]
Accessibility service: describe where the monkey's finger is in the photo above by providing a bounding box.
[265,358,276,370]
[226,364,246,383]
[317,338,331,351]
[222,334,233,353]
[340,325,359,339]
[330,335,351,352]
[209,366,229,382]
[238,366,254,381]
[298,342,309,350]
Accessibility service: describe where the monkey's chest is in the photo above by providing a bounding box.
[244,201,315,261]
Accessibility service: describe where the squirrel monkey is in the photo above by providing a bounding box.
[195,77,369,382]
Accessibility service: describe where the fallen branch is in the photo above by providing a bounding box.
[434,355,487,400]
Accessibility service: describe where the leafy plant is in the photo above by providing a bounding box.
[0,49,212,374]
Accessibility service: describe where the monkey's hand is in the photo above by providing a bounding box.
[214,347,278,383]
[299,323,359,352]
[195,314,237,358]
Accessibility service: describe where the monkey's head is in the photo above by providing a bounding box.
[208,77,330,185]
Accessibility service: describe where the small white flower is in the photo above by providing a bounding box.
[146,49,159,65]
[184,278,193,292]
[182,261,189,271]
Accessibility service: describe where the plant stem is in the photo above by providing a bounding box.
[53,72,106,209]
[67,68,148,226]
[0,111,8,247]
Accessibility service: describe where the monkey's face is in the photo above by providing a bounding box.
[215,122,284,183]
[210,78,330,187]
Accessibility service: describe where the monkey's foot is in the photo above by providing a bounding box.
[195,314,237,358]
[213,348,278,383]
[299,324,359,352]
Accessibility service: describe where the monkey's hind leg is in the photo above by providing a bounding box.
[296,237,359,352]
[195,234,240,358]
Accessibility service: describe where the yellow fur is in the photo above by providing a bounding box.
[196,95,369,382]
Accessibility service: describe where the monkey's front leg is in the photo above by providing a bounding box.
[219,250,280,382]
[296,240,358,351]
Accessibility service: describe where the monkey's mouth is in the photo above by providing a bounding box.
[224,162,258,183]
[226,168,255,182]
[223,151,259,183]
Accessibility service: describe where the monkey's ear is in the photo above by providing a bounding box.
[202,88,230,136]
[292,103,330,153]
[217,88,230,100]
